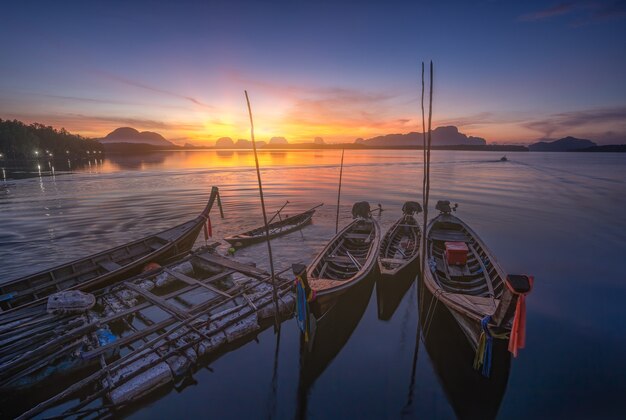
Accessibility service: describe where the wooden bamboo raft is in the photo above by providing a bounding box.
[1,247,295,419]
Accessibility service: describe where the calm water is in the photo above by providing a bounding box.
[1,150,625,419]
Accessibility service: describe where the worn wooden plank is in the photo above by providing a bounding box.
[195,253,268,279]
[98,261,123,272]
[124,283,189,320]
[164,268,232,298]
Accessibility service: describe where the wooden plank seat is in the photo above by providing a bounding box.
[97,261,123,272]
[380,258,407,265]
[447,263,473,277]
[430,229,470,242]
[344,233,371,240]
[326,255,357,265]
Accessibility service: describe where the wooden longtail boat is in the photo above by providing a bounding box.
[301,202,380,318]
[0,186,222,314]
[0,247,295,419]
[378,201,422,277]
[224,203,322,249]
[421,201,532,357]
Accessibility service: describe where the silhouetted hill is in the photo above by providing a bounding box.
[215,137,234,147]
[98,127,174,146]
[269,136,288,145]
[572,144,626,153]
[528,136,596,151]
[358,126,486,146]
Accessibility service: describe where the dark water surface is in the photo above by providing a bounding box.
[1,150,625,418]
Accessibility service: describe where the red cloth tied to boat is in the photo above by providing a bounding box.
[203,216,212,240]
[445,241,468,265]
[506,275,534,357]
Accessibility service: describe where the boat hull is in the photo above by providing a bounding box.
[307,218,380,319]
[421,212,508,351]
[224,210,314,248]
[377,215,421,277]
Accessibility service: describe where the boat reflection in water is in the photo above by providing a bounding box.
[296,272,375,419]
[376,270,417,321]
[417,284,511,420]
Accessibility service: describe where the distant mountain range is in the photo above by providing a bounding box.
[213,136,289,148]
[528,136,596,152]
[94,127,615,154]
[97,127,175,147]
[356,126,486,147]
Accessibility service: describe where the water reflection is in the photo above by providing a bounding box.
[416,284,511,419]
[376,270,417,321]
[296,273,375,419]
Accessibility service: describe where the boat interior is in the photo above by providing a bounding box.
[379,215,420,270]
[428,219,504,298]
[311,219,376,282]
[236,210,312,238]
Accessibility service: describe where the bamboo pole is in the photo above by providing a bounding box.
[335,148,345,234]
[244,90,281,329]
[268,200,290,224]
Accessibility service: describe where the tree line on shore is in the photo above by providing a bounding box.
[0,119,104,160]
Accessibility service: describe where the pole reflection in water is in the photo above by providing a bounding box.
[296,273,375,419]
[416,283,511,420]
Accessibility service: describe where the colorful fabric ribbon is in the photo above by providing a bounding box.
[507,276,534,357]
[203,216,212,241]
[473,315,493,377]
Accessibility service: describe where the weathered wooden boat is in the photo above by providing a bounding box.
[297,202,380,318]
[421,200,532,370]
[224,203,322,249]
[378,201,422,277]
[0,186,223,314]
[1,246,295,419]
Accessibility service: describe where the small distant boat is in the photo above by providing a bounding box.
[298,202,380,318]
[224,203,322,249]
[421,201,532,361]
[0,187,222,314]
[378,201,422,277]
[500,156,508,161]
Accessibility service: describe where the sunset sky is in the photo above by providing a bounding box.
[1,0,625,145]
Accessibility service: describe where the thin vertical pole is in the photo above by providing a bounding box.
[419,62,427,309]
[244,90,280,329]
[419,62,434,312]
[335,148,345,234]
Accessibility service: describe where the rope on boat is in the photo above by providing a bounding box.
[245,90,281,330]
